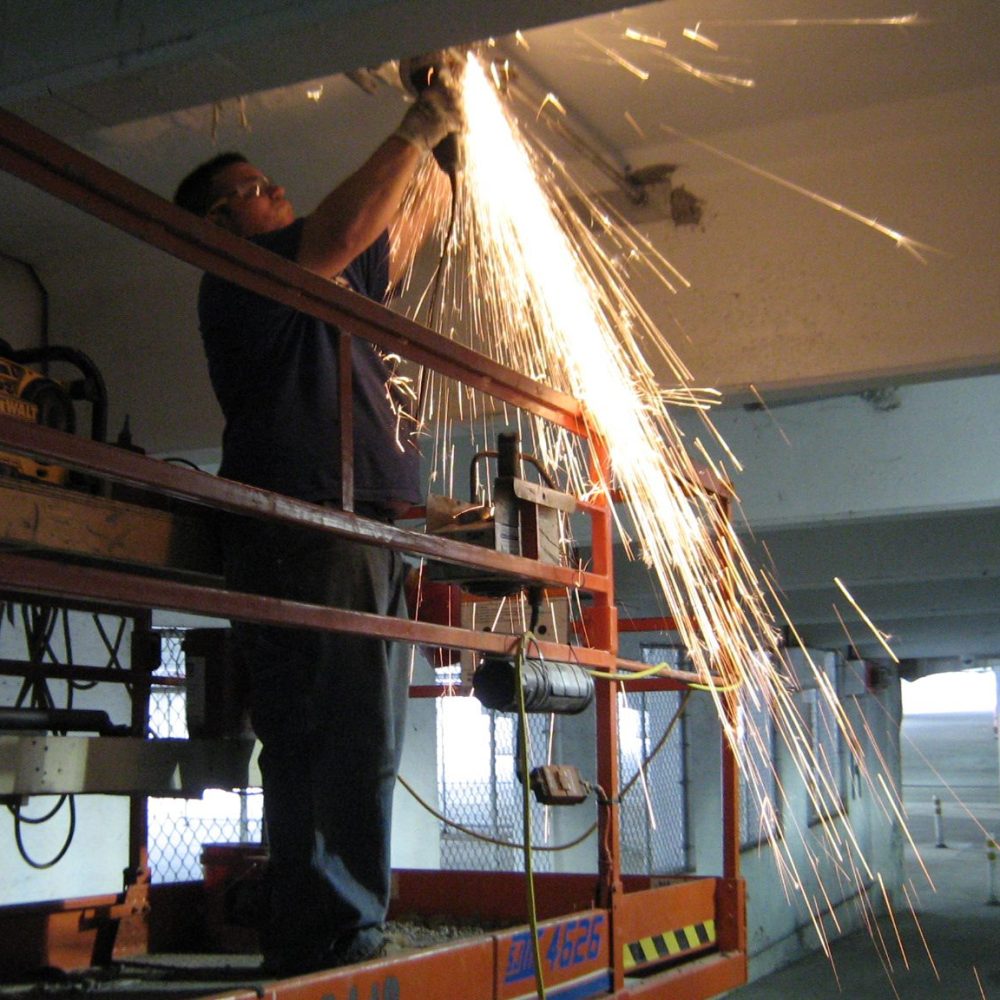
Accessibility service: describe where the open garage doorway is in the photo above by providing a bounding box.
[900,667,999,898]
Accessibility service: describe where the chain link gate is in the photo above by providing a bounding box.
[739,681,781,849]
[618,686,690,876]
[437,702,556,872]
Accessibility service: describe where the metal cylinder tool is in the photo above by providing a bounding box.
[473,655,595,715]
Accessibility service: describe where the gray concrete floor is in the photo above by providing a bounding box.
[730,711,1000,999]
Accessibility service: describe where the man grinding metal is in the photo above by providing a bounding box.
[173,53,463,976]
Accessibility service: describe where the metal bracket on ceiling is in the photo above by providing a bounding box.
[493,42,674,207]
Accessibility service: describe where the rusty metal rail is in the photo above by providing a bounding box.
[0,413,607,595]
[0,107,586,435]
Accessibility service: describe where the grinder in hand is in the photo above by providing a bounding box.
[398,50,465,177]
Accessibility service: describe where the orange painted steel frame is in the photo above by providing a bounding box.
[0,106,747,998]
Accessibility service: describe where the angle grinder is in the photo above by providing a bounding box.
[398,50,464,178]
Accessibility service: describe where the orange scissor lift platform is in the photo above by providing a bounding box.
[0,106,747,999]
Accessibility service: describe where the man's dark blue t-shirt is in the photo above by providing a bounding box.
[199,219,421,510]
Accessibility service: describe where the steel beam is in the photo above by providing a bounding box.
[0,735,259,796]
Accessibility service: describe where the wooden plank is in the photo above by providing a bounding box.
[0,479,221,575]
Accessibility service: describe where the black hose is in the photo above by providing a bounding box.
[10,796,77,869]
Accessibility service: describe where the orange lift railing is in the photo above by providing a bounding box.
[0,105,746,999]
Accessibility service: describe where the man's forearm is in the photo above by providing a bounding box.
[297,136,423,279]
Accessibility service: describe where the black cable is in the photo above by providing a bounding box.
[93,614,127,670]
[62,607,98,702]
[163,456,203,470]
[11,795,67,825]
[527,586,543,633]
[9,796,77,869]
[4,601,98,868]
[15,605,57,715]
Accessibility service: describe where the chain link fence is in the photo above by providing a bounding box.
[147,630,263,884]
[806,659,847,825]
[437,703,555,872]
[738,681,781,849]
[145,630,694,881]
[435,664,690,876]
[618,685,689,876]
[2,605,696,884]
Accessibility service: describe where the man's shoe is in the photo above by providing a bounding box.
[261,927,386,978]
[328,927,386,967]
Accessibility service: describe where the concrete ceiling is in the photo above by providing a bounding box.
[0,0,998,674]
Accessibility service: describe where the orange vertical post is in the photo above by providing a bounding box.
[716,487,747,957]
[718,705,748,959]
[586,429,625,989]
[720,690,741,882]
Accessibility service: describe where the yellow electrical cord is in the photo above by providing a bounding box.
[518,619,740,690]
[585,659,742,692]
[688,679,742,692]
[394,627,731,999]
[395,772,598,852]
[584,660,680,682]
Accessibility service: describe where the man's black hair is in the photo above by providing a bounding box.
[173,152,248,216]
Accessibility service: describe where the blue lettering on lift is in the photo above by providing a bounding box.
[504,929,543,983]
[504,916,605,983]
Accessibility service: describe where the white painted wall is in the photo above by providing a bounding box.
[675,372,1000,528]
[680,649,904,980]
[391,650,442,870]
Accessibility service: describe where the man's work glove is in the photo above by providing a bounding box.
[393,66,465,157]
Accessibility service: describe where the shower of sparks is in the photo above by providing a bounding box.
[575,29,650,81]
[659,124,939,262]
[537,92,566,118]
[623,110,645,138]
[625,27,755,89]
[692,14,926,28]
[834,577,900,662]
[624,27,666,49]
[748,384,792,446]
[974,965,987,998]
[683,23,720,50]
[898,732,994,847]
[395,50,933,983]
[658,50,755,90]
[902,881,940,978]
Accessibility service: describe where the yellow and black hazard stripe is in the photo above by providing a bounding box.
[622,918,716,970]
